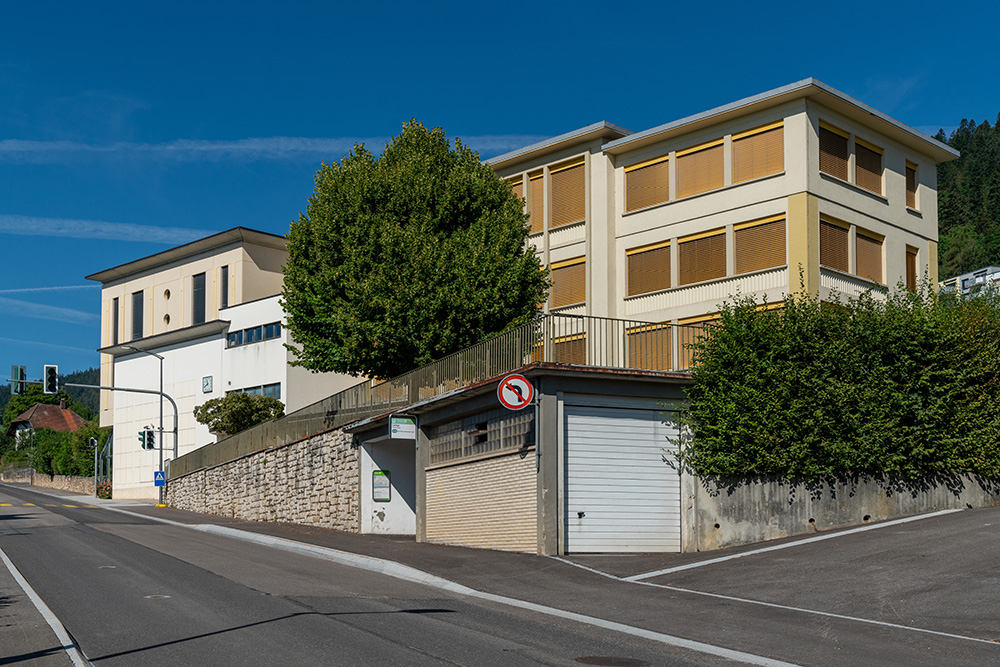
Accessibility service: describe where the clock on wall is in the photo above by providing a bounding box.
[202,376,213,393]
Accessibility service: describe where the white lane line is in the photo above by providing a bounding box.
[625,509,963,581]
[102,507,796,667]
[0,543,92,667]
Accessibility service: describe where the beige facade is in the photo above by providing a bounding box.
[490,79,958,331]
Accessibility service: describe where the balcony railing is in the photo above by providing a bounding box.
[169,313,708,478]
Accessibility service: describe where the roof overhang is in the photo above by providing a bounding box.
[486,121,633,171]
[602,78,959,164]
[86,227,287,284]
[98,320,230,357]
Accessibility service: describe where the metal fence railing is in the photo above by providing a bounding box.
[168,313,711,478]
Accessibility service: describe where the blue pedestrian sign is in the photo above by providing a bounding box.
[154,471,165,487]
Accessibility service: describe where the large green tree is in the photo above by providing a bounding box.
[282,120,548,379]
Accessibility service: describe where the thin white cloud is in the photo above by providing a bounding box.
[0,295,97,324]
[0,285,98,294]
[0,134,547,163]
[0,215,215,244]
[0,335,95,355]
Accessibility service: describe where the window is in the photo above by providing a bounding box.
[550,258,586,308]
[220,266,229,309]
[227,330,243,347]
[625,155,670,212]
[627,324,671,371]
[245,325,263,343]
[528,171,544,234]
[550,158,585,228]
[906,247,918,292]
[906,162,918,209]
[263,382,281,399]
[192,272,206,325]
[677,315,719,370]
[679,230,726,285]
[227,322,281,348]
[551,334,586,365]
[264,322,281,340]
[111,297,119,346]
[427,408,534,465]
[509,176,524,204]
[819,122,850,181]
[676,139,724,199]
[819,219,849,273]
[854,138,883,195]
[733,122,784,183]
[856,231,883,284]
[735,216,786,274]
[131,290,143,340]
[627,242,670,296]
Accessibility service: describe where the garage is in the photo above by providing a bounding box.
[563,400,682,553]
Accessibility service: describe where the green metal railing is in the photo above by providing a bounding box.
[168,313,709,478]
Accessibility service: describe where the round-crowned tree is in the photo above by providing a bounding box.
[282,120,548,379]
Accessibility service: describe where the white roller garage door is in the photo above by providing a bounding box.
[564,404,681,553]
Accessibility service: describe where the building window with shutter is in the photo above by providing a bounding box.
[676,139,724,199]
[625,155,670,212]
[819,122,850,181]
[550,257,586,308]
[220,265,229,309]
[111,297,119,346]
[906,247,918,291]
[679,230,726,285]
[627,323,671,371]
[733,122,784,184]
[192,272,206,325]
[854,138,883,195]
[626,242,670,296]
[131,290,143,341]
[856,230,883,284]
[734,216,786,274]
[528,171,544,235]
[819,218,850,273]
[550,158,586,229]
[906,162,918,209]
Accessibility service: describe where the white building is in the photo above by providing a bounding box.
[87,227,360,500]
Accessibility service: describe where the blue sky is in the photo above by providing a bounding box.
[2,0,998,380]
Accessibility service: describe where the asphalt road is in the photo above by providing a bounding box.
[0,484,732,667]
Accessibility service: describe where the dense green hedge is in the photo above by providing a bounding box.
[680,285,1000,479]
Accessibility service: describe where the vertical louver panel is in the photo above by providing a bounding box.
[856,232,883,283]
[627,325,671,371]
[551,259,586,308]
[819,125,849,180]
[906,163,918,209]
[679,232,726,285]
[733,125,784,183]
[551,160,586,228]
[625,157,670,212]
[735,218,786,274]
[676,142,724,199]
[906,248,918,292]
[820,220,849,272]
[627,243,670,296]
[855,142,883,194]
[528,173,544,234]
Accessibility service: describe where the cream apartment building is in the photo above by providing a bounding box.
[87,228,360,500]
[490,78,958,367]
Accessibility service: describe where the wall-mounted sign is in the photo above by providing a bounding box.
[497,374,534,410]
[389,415,416,440]
[372,470,391,502]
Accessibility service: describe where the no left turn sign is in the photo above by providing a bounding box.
[497,374,534,410]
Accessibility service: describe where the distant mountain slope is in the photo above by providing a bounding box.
[62,368,100,417]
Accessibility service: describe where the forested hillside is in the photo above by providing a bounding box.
[0,367,99,419]
[936,116,1000,278]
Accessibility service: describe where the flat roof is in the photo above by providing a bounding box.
[86,226,287,284]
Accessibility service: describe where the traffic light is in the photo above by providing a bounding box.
[42,364,58,394]
[9,365,25,395]
[138,428,154,450]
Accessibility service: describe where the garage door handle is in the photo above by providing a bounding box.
[577,511,585,518]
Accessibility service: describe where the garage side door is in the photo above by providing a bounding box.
[564,405,681,553]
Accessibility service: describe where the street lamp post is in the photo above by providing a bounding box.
[124,345,165,506]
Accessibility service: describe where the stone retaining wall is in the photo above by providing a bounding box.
[167,429,359,531]
[0,467,33,484]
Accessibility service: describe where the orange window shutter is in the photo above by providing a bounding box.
[855,144,882,194]
[511,179,523,203]
[552,336,587,365]
[528,174,544,234]
[906,165,917,208]
[551,261,586,308]
[550,162,586,228]
[627,245,670,296]
[819,126,849,180]
[626,159,670,212]
[856,233,883,283]
[906,249,918,291]
[735,219,786,274]
[679,233,726,285]
[820,220,849,272]
[733,126,784,183]
[676,143,724,199]
[627,325,671,371]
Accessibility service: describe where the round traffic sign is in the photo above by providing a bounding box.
[497,374,534,410]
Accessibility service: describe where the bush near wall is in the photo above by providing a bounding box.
[680,284,1000,480]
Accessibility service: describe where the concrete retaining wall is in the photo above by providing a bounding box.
[167,429,359,531]
[683,473,1000,551]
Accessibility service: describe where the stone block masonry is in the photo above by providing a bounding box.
[167,428,359,532]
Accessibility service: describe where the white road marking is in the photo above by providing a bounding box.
[0,543,92,667]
